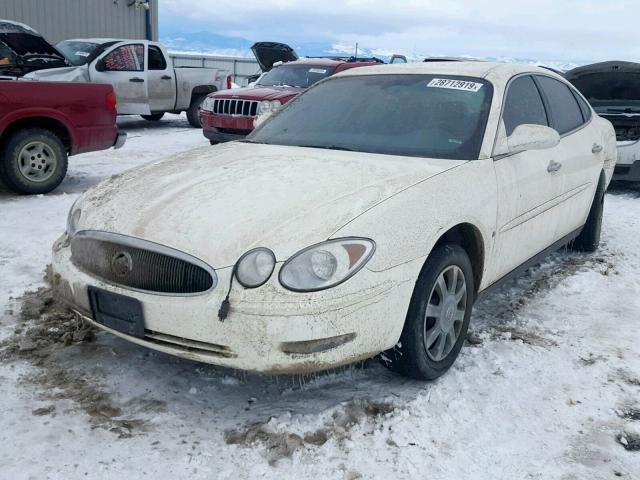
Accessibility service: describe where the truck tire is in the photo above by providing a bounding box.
[570,172,605,252]
[0,128,68,195]
[141,113,165,121]
[381,244,474,380]
[187,94,208,128]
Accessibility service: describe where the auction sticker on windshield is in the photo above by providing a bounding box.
[427,78,484,92]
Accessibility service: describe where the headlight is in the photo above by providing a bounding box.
[201,97,215,112]
[270,100,281,111]
[257,100,282,115]
[235,247,276,288]
[66,202,81,236]
[279,238,375,292]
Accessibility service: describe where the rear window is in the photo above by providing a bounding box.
[249,74,494,160]
[536,76,584,135]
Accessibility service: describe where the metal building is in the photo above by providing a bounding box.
[0,0,158,44]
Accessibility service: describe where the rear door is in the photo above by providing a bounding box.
[89,42,150,115]
[534,75,601,236]
[146,44,176,112]
[491,75,564,279]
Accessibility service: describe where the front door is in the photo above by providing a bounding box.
[90,43,150,115]
[490,75,564,281]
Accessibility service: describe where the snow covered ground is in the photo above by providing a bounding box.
[1,115,639,479]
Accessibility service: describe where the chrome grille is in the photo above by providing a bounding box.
[213,98,259,117]
[70,231,216,295]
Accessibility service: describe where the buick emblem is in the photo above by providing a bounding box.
[111,251,133,277]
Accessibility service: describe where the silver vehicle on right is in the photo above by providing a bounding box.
[567,61,640,182]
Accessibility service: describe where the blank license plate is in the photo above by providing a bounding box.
[88,286,145,339]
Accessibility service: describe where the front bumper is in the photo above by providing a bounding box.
[51,234,417,374]
[613,140,640,181]
[200,110,253,144]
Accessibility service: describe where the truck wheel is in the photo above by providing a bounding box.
[570,172,605,252]
[186,94,208,128]
[381,244,474,380]
[0,128,68,195]
[141,113,165,121]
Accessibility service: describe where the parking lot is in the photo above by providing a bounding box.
[0,115,638,479]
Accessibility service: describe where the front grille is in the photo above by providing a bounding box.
[144,330,236,358]
[213,98,259,117]
[70,231,216,295]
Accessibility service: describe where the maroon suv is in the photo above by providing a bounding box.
[200,42,388,144]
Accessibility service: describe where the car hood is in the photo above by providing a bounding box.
[251,41,298,72]
[566,61,640,111]
[75,142,464,268]
[23,65,88,82]
[214,85,304,101]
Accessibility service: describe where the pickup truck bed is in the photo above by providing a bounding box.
[0,79,125,194]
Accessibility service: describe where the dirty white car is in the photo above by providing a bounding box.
[51,62,616,380]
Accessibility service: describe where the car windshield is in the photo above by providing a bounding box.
[257,64,336,88]
[248,74,493,160]
[56,40,101,66]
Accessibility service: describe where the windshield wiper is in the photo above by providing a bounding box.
[605,107,640,113]
[298,144,354,152]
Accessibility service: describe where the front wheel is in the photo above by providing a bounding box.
[186,94,209,128]
[382,244,474,380]
[0,128,68,194]
[141,113,165,121]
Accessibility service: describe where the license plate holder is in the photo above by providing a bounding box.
[88,286,145,339]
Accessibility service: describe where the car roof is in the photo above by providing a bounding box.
[334,61,565,83]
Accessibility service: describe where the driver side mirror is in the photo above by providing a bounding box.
[95,58,106,72]
[507,124,560,154]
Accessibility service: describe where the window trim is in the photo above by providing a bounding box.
[492,72,594,160]
[532,74,593,138]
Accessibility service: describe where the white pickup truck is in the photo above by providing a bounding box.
[26,39,231,127]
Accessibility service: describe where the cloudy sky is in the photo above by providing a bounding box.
[159,0,640,63]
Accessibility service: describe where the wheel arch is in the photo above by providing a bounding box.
[191,85,218,102]
[0,116,73,154]
[431,222,485,296]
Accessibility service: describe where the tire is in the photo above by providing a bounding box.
[0,128,68,195]
[141,113,165,121]
[186,94,209,128]
[382,244,475,380]
[570,173,605,252]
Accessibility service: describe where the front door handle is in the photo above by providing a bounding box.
[129,77,144,83]
[161,75,172,80]
[592,143,603,154]
[547,160,562,173]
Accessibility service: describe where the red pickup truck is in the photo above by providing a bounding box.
[0,79,125,194]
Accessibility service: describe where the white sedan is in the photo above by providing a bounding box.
[52,62,616,380]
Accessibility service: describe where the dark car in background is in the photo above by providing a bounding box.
[0,19,67,77]
[566,61,640,182]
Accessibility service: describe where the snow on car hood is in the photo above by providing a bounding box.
[75,142,464,267]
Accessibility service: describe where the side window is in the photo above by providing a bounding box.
[103,44,144,72]
[503,75,548,136]
[535,76,584,134]
[572,90,592,122]
[148,46,167,70]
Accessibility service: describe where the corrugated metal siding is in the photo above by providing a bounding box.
[0,0,158,43]
[170,53,261,86]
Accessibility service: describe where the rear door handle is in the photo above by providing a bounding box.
[129,77,144,83]
[547,160,562,173]
[161,75,172,80]
[592,143,603,154]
